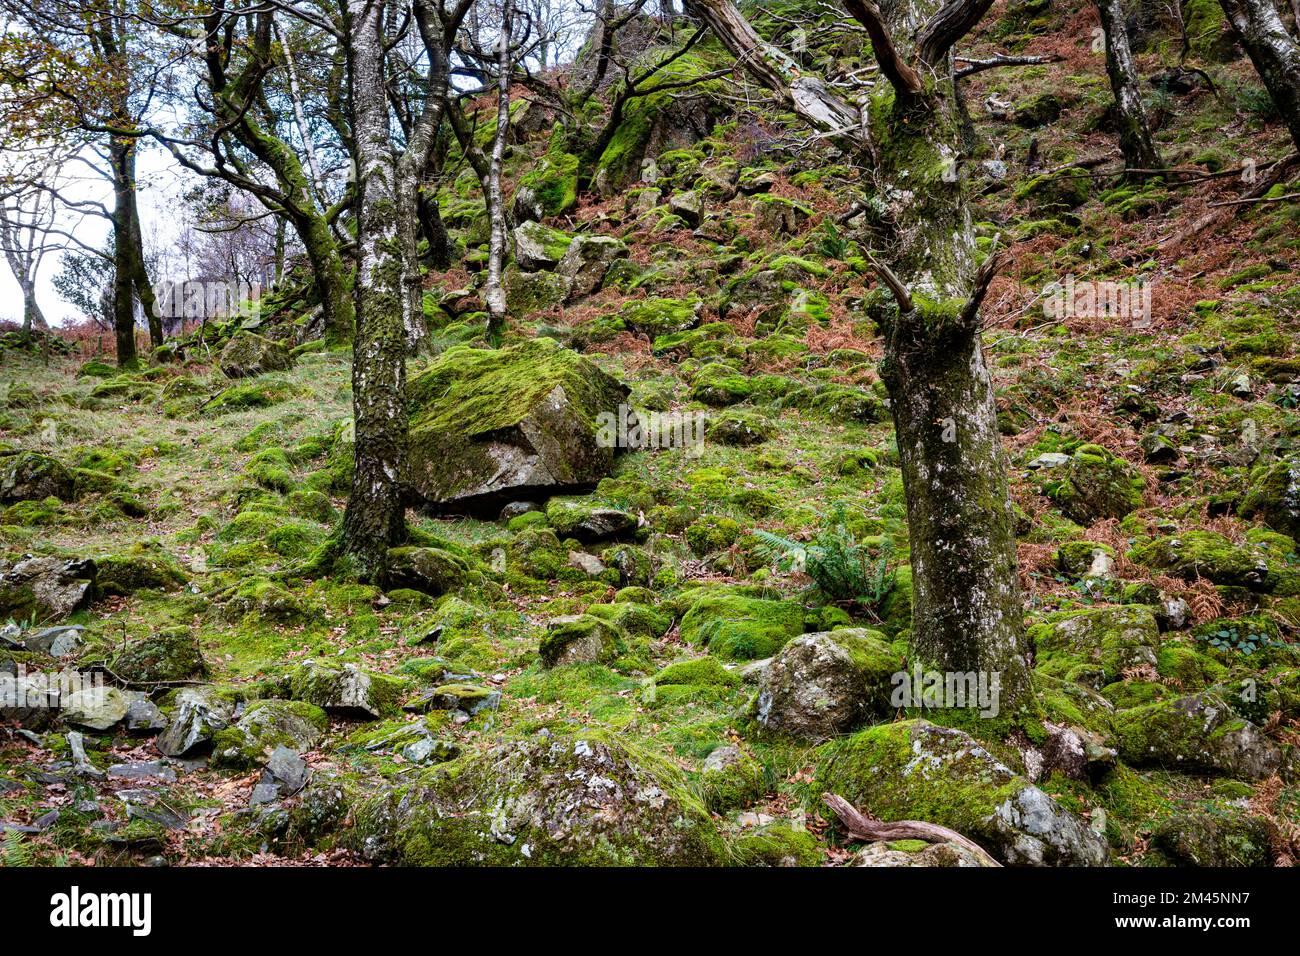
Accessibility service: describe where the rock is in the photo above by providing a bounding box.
[512,150,579,222]
[288,661,407,718]
[567,550,606,577]
[555,235,628,299]
[95,544,188,596]
[679,592,804,660]
[124,697,167,733]
[63,686,134,731]
[668,190,703,227]
[1139,430,1179,463]
[498,501,540,523]
[1027,452,1071,469]
[505,267,570,315]
[0,452,74,502]
[1030,604,1161,688]
[585,600,670,639]
[754,629,899,741]
[1129,531,1277,590]
[1036,722,1116,781]
[512,220,573,271]
[406,339,630,509]
[539,614,626,668]
[620,296,702,337]
[1113,692,1281,779]
[1230,373,1253,397]
[0,556,94,624]
[21,625,84,657]
[211,699,328,769]
[738,170,777,194]
[699,744,765,812]
[404,683,501,718]
[545,499,636,541]
[382,547,469,596]
[751,195,813,235]
[156,687,235,756]
[1240,457,1300,538]
[113,627,205,684]
[1040,444,1144,523]
[263,745,310,793]
[856,840,988,867]
[67,730,104,779]
[107,761,176,782]
[349,731,724,865]
[708,410,775,446]
[218,332,294,378]
[816,720,1108,866]
[1152,808,1273,866]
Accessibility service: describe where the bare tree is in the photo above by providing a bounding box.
[0,171,57,332]
[484,0,515,344]
[688,0,1036,716]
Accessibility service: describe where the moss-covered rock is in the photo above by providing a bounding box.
[406,339,630,508]
[211,699,328,770]
[545,498,636,541]
[1239,457,1300,538]
[1030,605,1160,688]
[95,543,188,596]
[684,513,741,556]
[699,743,765,812]
[0,452,73,503]
[679,592,804,660]
[1112,691,1281,779]
[754,628,899,741]
[113,626,206,684]
[654,655,738,687]
[383,546,469,597]
[218,332,294,379]
[538,614,627,667]
[288,661,408,719]
[1128,531,1278,590]
[1152,808,1273,866]
[815,720,1108,865]
[1040,444,1143,524]
[620,297,702,337]
[707,409,775,446]
[349,730,726,865]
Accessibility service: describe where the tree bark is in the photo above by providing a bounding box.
[689,0,1035,717]
[1095,0,1162,175]
[109,137,142,368]
[484,0,515,346]
[1218,0,1300,152]
[339,0,409,579]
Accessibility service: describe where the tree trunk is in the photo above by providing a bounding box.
[109,137,141,368]
[1095,0,1162,174]
[484,0,515,345]
[338,0,409,580]
[1219,0,1300,152]
[688,0,1035,717]
[20,282,47,333]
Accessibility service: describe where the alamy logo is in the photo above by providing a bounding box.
[49,886,152,936]
[1042,274,1152,327]
[890,667,1002,718]
[595,404,706,456]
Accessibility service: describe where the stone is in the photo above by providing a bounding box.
[0,556,96,623]
[567,550,606,577]
[512,220,573,271]
[699,744,765,812]
[679,592,804,661]
[1035,722,1116,781]
[107,761,177,783]
[211,699,328,769]
[95,544,188,596]
[67,730,104,779]
[156,687,235,756]
[856,841,988,867]
[288,661,406,719]
[218,331,294,378]
[1240,457,1300,538]
[21,625,84,657]
[0,452,73,502]
[382,547,469,596]
[708,410,775,446]
[124,697,167,733]
[1030,604,1161,688]
[555,234,628,299]
[406,339,630,509]
[539,614,626,668]
[113,627,205,684]
[754,629,899,741]
[668,190,703,227]
[405,683,501,717]
[1040,444,1143,524]
[1152,808,1273,866]
[816,720,1108,866]
[63,686,134,731]
[1113,692,1281,779]
[264,745,310,793]
[545,499,636,541]
[348,731,724,865]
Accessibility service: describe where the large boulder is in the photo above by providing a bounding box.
[218,332,294,379]
[157,687,235,756]
[0,453,73,503]
[513,220,573,271]
[754,629,900,741]
[1239,457,1300,538]
[349,731,725,865]
[1112,691,1281,779]
[406,339,631,509]
[816,720,1108,866]
[1029,604,1160,688]
[556,235,628,300]
[0,556,96,622]
[288,661,407,719]
[211,699,328,769]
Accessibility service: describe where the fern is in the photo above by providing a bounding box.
[1,829,36,867]
[753,505,897,607]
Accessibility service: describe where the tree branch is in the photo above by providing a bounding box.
[823,793,1001,866]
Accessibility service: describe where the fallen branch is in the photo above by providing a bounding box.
[954,52,1062,78]
[822,793,1002,866]
[1208,191,1300,208]
[1159,153,1300,252]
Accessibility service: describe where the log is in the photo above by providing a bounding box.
[822,793,1002,867]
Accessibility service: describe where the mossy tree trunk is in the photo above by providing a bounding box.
[109,137,142,368]
[1218,0,1300,152]
[484,0,515,345]
[339,0,409,580]
[689,0,1035,716]
[1095,0,1163,175]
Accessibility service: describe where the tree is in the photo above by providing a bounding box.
[1094,0,1162,175]
[484,0,515,344]
[688,0,1036,716]
[337,0,410,579]
[0,170,57,332]
[1218,0,1300,153]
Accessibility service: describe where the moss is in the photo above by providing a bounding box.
[731,823,822,867]
[654,655,739,687]
[538,613,628,667]
[515,149,580,218]
[620,297,702,337]
[210,699,328,769]
[245,448,295,492]
[112,626,206,683]
[96,542,188,595]
[1129,531,1282,590]
[690,363,752,407]
[1040,444,1143,523]
[679,592,805,660]
[203,378,305,415]
[1030,604,1160,687]
[585,600,670,639]
[685,514,741,557]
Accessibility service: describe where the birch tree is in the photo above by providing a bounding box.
[1218,0,1300,153]
[483,0,514,344]
[1094,0,1162,174]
